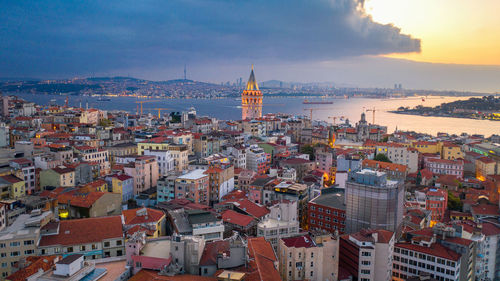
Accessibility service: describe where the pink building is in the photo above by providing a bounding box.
[424,158,464,179]
[119,155,159,195]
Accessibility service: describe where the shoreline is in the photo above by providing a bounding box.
[389,110,500,121]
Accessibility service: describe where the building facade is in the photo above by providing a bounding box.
[345,169,404,234]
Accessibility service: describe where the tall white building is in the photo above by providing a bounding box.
[258,200,300,251]
[246,144,267,174]
[144,149,174,176]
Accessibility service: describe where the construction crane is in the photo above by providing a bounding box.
[145,108,173,119]
[328,115,345,125]
[134,100,160,115]
[303,108,329,120]
[365,107,377,124]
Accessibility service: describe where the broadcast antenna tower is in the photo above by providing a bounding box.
[184,64,187,80]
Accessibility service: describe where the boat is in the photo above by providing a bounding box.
[303,99,333,104]
[97,97,111,101]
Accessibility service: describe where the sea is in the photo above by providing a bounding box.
[9,93,500,136]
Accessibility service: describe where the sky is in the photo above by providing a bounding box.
[1,0,499,92]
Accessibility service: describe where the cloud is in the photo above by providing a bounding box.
[0,0,420,77]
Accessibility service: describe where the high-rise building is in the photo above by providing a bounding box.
[241,65,262,120]
[345,169,404,234]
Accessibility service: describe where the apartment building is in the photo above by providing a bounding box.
[376,143,419,173]
[339,229,395,281]
[393,238,461,281]
[117,155,159,195]
[74,145,110,176]
[205,163,234,206]
[0,210,53,278]
[175,169,209,205]
[9,158,36,194]
[258,200,299,251]
[424,158,464,179]
[38,216,125,260]
[278,234,339,281]
[40,167,75,190]
[246,144,269,175]
[143,149,174,176]
[308,188,346,234]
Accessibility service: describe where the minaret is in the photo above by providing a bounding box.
[241,65,263,120]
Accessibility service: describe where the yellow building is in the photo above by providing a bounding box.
[108,174,134,202]
[441,142,463,160]
[411,141,440,154]
[137,138,170,155]
[476,157,497,181]
[0,175,25,199]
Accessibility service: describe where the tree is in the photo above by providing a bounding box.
[300,144,315,161]
[415,170,422,187]
[447,191,463,211]
[374,153,392,163]
[98,118,112,127]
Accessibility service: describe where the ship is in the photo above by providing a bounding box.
[302,99,333,104]
[97,97,111,101]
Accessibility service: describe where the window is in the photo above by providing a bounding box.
[362,251,371,256]
[361,269,370,274]
[116,240,122,246]
[92,244,97,250]
[67,247,73,253]
[311,252,314,258]
[80,245,86,251]
[104,242,110,247]
[10,242,20,247]
[117,250,123,256]
[10,251,20,257]
[310,271,314,277]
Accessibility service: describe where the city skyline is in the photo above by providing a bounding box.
[2,0,500,92]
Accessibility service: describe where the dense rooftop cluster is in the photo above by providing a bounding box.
[0,93,498,281]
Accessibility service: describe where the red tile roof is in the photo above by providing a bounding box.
[0,175,24,184]
[362,159,407,173]
[221,210,255,227]
[57,191,105,208]
[6,256,60,281]
[231,199,269,218]
[10,158,33,165]
[471,203,499,216]
[122,208,165,225]
[482,222,500,236]
[282,235,316,248]
[477,156,495,164]
[199,240,230,266]
[247,237,280,281]
[129,270,217,281]
[39,216,123,247]
[395,242,460,261]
